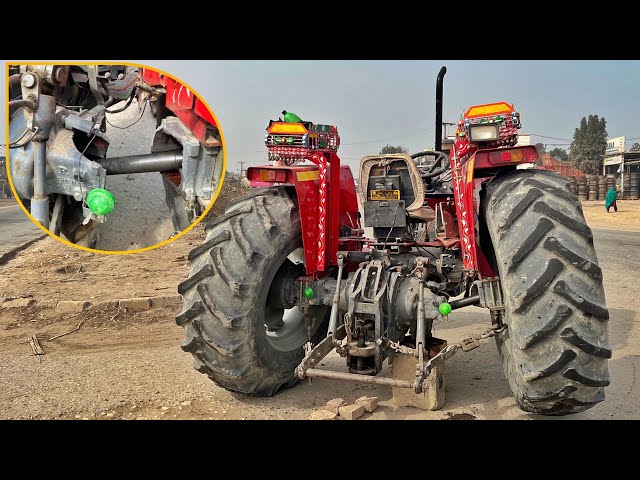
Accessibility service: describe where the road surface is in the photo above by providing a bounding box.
[0,199,43,261]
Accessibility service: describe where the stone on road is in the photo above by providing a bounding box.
[55,300,90,314]
[338,403,365,420]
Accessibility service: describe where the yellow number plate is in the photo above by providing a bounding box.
[370,190,400,200]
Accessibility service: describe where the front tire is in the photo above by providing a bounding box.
[483,170,611,415]
[177,187,328,396]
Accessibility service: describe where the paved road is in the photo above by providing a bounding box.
[0,200,43,260]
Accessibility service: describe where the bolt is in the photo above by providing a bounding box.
[53,67,65,84]
[117,73,125,80]
[22,73,36,88]
[104,71,111,78]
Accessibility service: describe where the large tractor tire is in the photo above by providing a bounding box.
[176,187,329,395]
[482,169,610,415]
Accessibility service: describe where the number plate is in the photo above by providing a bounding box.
[370,189,400,200]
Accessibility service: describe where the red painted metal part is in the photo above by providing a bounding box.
[476,246,496,278]
[313,153,329,271]
[247,165,319,275]
[246,156,358,278]
[450,142,539,274]
[140,69,219,147]
[451,146,478,271]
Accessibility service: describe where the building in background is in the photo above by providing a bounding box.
[0,145,11,199]
[602,136,640,194]
[603,136,626,176]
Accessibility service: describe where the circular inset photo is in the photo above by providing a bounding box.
[6,63,225,252]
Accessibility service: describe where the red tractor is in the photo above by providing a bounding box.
[177,67,610,415]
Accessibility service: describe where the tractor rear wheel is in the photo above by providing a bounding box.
[176,187,329,395]
[482,170,610,415]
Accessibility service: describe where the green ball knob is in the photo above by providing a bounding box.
[303,287,314,300]
[86,188,115,216]
[283,111,303,123]
[439,302,452,316]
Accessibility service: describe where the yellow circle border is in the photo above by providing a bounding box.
[4,61,227,255]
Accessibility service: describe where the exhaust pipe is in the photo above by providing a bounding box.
[435,66,447,152]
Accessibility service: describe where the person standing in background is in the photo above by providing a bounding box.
[605,186,618,213]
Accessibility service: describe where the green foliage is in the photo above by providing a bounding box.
[569,115,608,174]
[535,142,547,155]
[380,145,408,154]
[548,147,569,162]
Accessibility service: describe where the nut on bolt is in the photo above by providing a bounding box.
[22,73,36,88]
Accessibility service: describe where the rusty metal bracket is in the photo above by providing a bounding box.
[295,325,345,380]
[327,254,345,335]
[305,368,413,388]
[474,277,505,326]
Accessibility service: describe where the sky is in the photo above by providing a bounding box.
[3,60,639,174]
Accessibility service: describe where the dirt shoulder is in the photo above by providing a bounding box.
[582,199,640,231]
[0,227,202,304]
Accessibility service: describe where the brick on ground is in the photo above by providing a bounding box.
[355,396,379,413]
[338,404,365,420]
[1,298,35,309]
[324,398,346,414]
[309,410,338,420]
[93,299,120,310]
[55,300,89,313]
[151,295,181,308]
[119,297,152,312]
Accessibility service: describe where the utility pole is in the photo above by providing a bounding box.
[239,161,246,179]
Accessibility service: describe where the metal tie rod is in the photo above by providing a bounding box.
[96,149,182,175]
[305,368,414,388]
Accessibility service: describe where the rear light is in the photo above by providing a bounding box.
[488,146,537,164]
[248,168,288,182]
[259,169,287,182]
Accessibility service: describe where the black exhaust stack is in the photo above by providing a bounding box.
[435,66,447,152]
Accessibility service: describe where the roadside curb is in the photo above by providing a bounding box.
[0,294,182,312]
[0,234,48,266]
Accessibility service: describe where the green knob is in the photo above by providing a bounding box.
[86,188,115,216]
[283,110,303,123]
[303,287,314,300]
[439,302,452,316]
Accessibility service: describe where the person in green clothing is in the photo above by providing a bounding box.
[605,186,618,213]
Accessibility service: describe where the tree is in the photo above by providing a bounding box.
[548,147,569,162]
[569,115,607,174]
[631,142,640,152]
[535,142,547,155]
[380,145,408,154]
